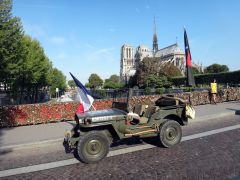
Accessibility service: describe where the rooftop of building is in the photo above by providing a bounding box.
[155,43,184,57]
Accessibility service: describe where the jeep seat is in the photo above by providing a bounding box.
[133,104,148,116]
[138,106,158,124]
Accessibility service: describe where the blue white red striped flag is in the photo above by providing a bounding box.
[70,73,94,113]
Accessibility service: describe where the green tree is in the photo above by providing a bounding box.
[20,35,51,102]
[144,87,152,95]
[145,75,172,89]
[85,82,90,88]
[47,68,66,97]
[132,57,161,87]
[103,81,124,89]
[0,0,67,103]
[0,0,24,90]
[156,87,165,95]
[104,81,117,89]
[68,80,76,88]
[205,63,229,73]
[192,67,200,74]
[104,74,123,89]
[160,62,182,77]
[88,73,103,89]
[108,74,119,83]
[130,57,178,88]
[145,75,160,88]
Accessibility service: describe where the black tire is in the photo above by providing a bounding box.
[159,120,182,148]
[77,131,109,163]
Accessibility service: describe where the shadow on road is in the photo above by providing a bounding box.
[226,108,240,115]
[225,101,240,104]
[0,128,13,163]
[63,120,76,128]
[0,106,25,162]
[111,137,143,148]
[62,134,161,163]
[111,136,161,148]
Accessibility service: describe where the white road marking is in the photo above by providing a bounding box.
[1,124,240,178]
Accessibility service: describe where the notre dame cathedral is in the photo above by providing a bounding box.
[120,20,204,84]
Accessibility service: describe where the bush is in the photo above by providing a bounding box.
[144,87,152,95]
[172,70,240,86]
[156,88,165,95]
[133,86,139,90]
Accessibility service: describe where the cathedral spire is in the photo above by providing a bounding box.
[153,16,158,55]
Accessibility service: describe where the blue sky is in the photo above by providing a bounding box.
[13,0,240,84]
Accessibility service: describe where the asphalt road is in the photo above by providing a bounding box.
[0,115,240,179]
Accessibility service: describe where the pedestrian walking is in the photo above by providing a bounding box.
[210,79,218,104]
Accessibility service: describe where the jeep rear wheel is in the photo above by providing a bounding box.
[159,120,182,148]
[77,131,109,163]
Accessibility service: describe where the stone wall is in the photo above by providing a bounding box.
[0,88,239,128]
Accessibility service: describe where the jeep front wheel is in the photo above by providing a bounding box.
[77,131,109,163]
[159,120,182,148]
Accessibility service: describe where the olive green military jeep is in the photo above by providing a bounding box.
[64,96,194,163]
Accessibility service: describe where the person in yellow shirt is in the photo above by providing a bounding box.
[210,79,217,104]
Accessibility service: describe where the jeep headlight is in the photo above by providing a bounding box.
[84,118,92,124]
[78,118,84,124]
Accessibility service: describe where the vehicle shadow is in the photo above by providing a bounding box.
[141,136,162,147]
[63,135,161,163]
[111,136,161,148]
[110,137,143,148]
[62,119,76,129]
[62,140,81,162]
[226,108,240,115]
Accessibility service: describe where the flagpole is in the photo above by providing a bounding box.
[91,105,96,111]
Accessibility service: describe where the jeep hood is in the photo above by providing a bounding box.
[76,108,127,121]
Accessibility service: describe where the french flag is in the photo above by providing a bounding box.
[70,73,94,113]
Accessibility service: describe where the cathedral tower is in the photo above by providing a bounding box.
[120,44,134,83]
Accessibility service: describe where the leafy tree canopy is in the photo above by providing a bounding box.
[205,63,229,73]
[104,74,123,89]
[0,0,24,85]
[48,68,66,96]
[192,67,201,74]
[160,62,182,77]
[108,74,119,83]
[68,80,76,88]
[88,73,103,89]
[0,0,67,101]
[145,75,172,88]
[129,57,180,88]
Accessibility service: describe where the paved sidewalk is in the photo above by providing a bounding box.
[0,101,239,149]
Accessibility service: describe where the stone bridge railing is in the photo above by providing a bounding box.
[0,88,239,128]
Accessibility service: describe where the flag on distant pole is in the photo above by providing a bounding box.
[184,28,195,86]
[70,73,94,113]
